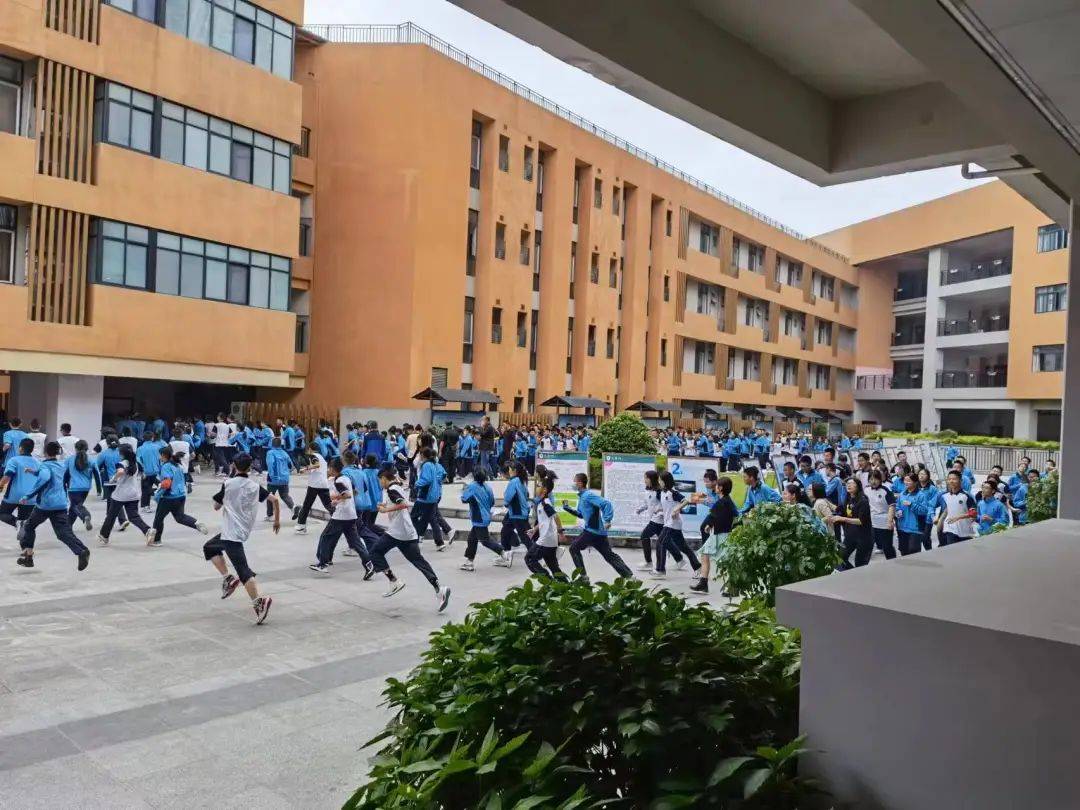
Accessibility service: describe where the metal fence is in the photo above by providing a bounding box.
[304,22,849,264]
[949,444,1057,474]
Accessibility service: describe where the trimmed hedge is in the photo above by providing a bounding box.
[869,430,1059,451]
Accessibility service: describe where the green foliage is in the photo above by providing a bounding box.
[1027,471,1059,523]
[811,422,828,439]
[721,503,840,606]
[587,413,657,459]
[868,430,1059,450]
[346,579,820,809]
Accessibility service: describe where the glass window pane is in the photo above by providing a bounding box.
[227,263,247,303]
[272,32,292,79]
[253,132,272,150]
[253,147,272,188]
[180,254,203,298]
[162,101,184,120]
[184,124,207,170]
[125,244,146,287]
[101,240,125,284]
[234,17,255,62]
[157,233,180,250]
[160,118,184,163]
[255,24,273,70]
[164,0,188,33]
[205,259,227,299]
[269,270,288,310]
[232,126,252,144]
[228,247,249,263]
[127,226,149,244]
[251,252,269,266]
[209,134,231,174]
[185,109,208,127]
[230,142,252,182]
[256,8,271,25]
[106,101,130,146]
[188,0,211,44]
[235,0,254,18]
[206,242,227,259]
[209,117,231,135]
[181,237,204,254]
[211,5,234,51]
[274,16,291,35]
[134,0,155,20]
[131,90,154,111]
[273,154,290,193]
[107,83,131,103]
[270,256,288,271]
[0,85,18,135]
[249,266,269,307]
[102,220,125,238]
[131,109,152,152]
[274,139,290,156]
[155,249,180,295]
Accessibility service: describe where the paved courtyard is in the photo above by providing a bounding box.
[0,473,724,809]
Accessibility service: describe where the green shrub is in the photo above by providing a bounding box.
[1027,471,1059,523]
[867,430,1059,451]
[720,503,840,606]
[346,579,820,809]
[811,422,828,439]
[587,412,657,459]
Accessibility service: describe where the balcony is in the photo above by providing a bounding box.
[936,369,1008,389]
[940,257,1011,286]
[893,281,928,301]
[937,313,1010,336]
[856,373,922,391]
[891,327,925,347]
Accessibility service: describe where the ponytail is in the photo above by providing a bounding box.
[74,439,89,472]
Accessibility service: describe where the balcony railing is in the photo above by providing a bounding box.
[855,373,922,391]
[937,314,1010,336]
[936,369,1008,388]
[940,258,1011,286]
[891,329,925,346]
[894,282,928,301]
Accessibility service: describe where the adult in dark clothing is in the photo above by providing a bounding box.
[361,421,386,463]
[690,476,738,595]
[498,427,515,475]
[477,417,497,478]
[439,422,460,484]
[833,477,873,569]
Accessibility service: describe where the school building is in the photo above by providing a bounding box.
[0,12,1067,439]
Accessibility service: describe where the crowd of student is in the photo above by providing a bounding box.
[1,411,1056,625]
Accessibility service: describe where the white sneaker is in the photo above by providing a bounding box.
[342,547,358,557]
[196,522,209,536]
[650,570,667,579]
[435,544,447,552]
[506,549,515,568]
[636,561,653,571]
[460,559,475,571]
[97,534,109,546]
[295,525,308,535]
[493,554,511,568]
[436,586,451,613]
[445,528,457,545]
[118,521,130,533]
[144,528,157,547]
[308,563,330,574]
[383,580,406,598]
[675,558,689,571]
[263,515,275,522]
[140,506,154,514]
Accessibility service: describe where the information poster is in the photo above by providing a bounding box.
[602,454,658,536]
[536,451,587,529]
[665,456,724,539]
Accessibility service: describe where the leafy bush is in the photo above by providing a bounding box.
[868,430,1059,451]
[721,503,840,606]
[587,412,657,459]
[346,579,820,809]
[811,422,828,439]
[1027,471,1059,523]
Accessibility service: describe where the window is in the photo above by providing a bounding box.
[572,171,581,224]
[529,311,538,370]
[814,271,835,300]
[693,342,715,375]
[587,325,596,357]
[535,152,545,211]
[698,222,719,255]
[0,56,22,136]
[663,275,670,302]
[748,243,765,273]
[566,317,574,373]
[96,82,292,193]
[594,178,602,210]
[469,120,482,189]
[696,282,722,316]
[90,218,289,309]
[609,258,617,288]
[590,253,599,284]
[107,0,294,79]
[777,258,802,287]
[494,223,506,260]
[514,311,527,348]
[523,146,534,181]
[1037,224,1069,253]
[298,217,311,257]
[1035,283,1067,313]
[569,242,576,298]
[0,204,15,283]
[774,357,798,386]
[294,314,309,353]
[498,135,509,172]
[606,328,615,359]
[519,229,530,266]
[462,297,474,363]
[294,127,310,158]
[612,187,621,216]
[660,338,667,367]
[809,364,831,390]
[815,319,833,345]
[1032,344,1065,372]
[532,231,542,292]
[491,307,502,344]
[466,209,478,276]
[732,236,742,268]
[430,367,449,389]
[665,210,672,237]
[782,310,804,337]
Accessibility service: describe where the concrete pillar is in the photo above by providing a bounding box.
[10,373,103,443]
[922,247,947,401]
[1059,202,1080,519]
[1013,400,1037,441]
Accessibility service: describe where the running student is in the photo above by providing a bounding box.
[368,466,451,611]
[411,447,448,549]
[459,468,511,571]
[146,447,208,546]
[17,441,90,570]
[634,469,684,573]
[653,471,702,583]
[309,457,374,575]
[64,439,99,531]
[294,441,331,535]
[136,431,163,513]
[500,461,533,561]
[1,438,38,537]
[97,444,151,545]
[691,475,737,595]
[205,453,275,625]
[562,473,633,580]
[263,438,296,520]
[525,471,566,580]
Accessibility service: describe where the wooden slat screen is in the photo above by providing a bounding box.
[27,204,91,325]
[43,0,101,43]
[677,207,689,260]
[36,60,96,183]
[235,402,337,440]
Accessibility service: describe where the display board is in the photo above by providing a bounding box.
[601,453,658,536]
[536,451,587,528]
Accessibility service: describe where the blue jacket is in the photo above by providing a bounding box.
[265,447,293,485]
[254,427,274,449]
[796,469,824,490]
[753,435,771,454]
[342,465,371,512]
[514,439,527,459]
[563,490,613,536]
[157,462,187,499]
[740,481,781,514]
[3,455,40,503]
[282,426,297,451]
[26,459,68,510]
[97,447,121,480]
[2,428,27,462]
[1006,471,1026,494]
[361,431,387,463]
[976,497,1008,533]
[458,435,475,459]
[666,435,682,454]
[229,430,251,453]
[739,437,752,455]
[578,435,590,454]
[136,441,163,476]
[150,418,167,438]
[722,437,740,458]
[824,474,844,507]
[461,481,495,527]
[415,460,445,503]
[361,467,382,512]
[914,484,940,526]
[64,455,99,493]
[503,477,531,520]
[894,489,923,533]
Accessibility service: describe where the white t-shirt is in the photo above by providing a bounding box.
[535,497,560,547]
[639,490,663,524]
[865,485,895,530]
[213,422,231,447]
[57,435,79,458]
[169,439,192,472]
[330,474,358,521]
[28,432,47,460]
[119,436,138,453]
[307,453,329,489]
[113,464,141,502]
[940,490,976,538]
[384,483,418,541]
[660,489,685,530]
[213,475,270,543]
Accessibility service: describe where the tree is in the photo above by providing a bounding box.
[587,412,656,458]
[1027,471,1059,523]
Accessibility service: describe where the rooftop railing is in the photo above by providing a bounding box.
[936,369,1008,388]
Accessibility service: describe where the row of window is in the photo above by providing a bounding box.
[1035,283,1068,313]
[0,56,19,137]
[89,219,290,311]
[94,81,292,195]
[1037,224,1068,253]
[105,0,294,80]
[1032,344,1065,373]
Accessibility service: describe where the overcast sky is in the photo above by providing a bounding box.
[304,0,989,237]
